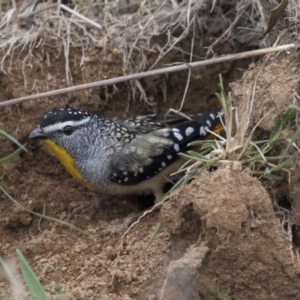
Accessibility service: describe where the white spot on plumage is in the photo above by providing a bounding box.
[139,167,144,173]
[172,128,180,132]
[206,120,211,127]
[113,173,117,177]
[167,155,172,160]
[124,177,129,182]
[185,127,194,136]
[160,128,171,137]
[200,126,206,136]
[174,143,180,152]
[161,162,166,167]
[123,171,128,176]
[210,113,215,120]
[158,168,162,171]
[174,132,183,141]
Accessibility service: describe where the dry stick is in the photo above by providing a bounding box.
[19,3,59,20]
[0,44,297,108]
[150,22,189,70]
[248,34,282,121]
[177,16,195,112]
[0,3,60,31]
[111,197,168,287]
[60,4,102,31]
[205,4,244,59]
[11,0,18,30]
[127,0,169,61]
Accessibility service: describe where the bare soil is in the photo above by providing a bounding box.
[1,42,300,299]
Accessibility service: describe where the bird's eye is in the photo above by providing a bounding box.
[63,125,74,135]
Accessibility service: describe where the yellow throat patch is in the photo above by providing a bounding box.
[43,140,84,184]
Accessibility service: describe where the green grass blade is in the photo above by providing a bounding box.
[252,140,269,145]
[272,152,298,171]
[261,168,282,180]
[165,176,186,196]
[178,158,193,171]
[186,150,212,161]
[0,130,27,152]
[0,256,25,298]
[147,223,162,247]
[179,152,212,163]
[264,155,290,161]
[0,186,86,234]
[262,173,282,180]
[16,249,49,300]
[0,147,23,164]
[188,140,217,147]
[268,107,298,147]
[280,127,300,159]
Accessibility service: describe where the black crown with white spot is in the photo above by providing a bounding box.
[40,108,92,128]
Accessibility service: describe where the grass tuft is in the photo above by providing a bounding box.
[0,249,50,299]
[172,76,300,186]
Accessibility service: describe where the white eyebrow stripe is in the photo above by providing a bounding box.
[42,117,91,133]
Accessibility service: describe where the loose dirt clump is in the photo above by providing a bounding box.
[231,49,300,266]
[160,166,300,300]
[231,51,300,132]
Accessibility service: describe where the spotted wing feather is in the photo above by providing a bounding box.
[110,109,223,185]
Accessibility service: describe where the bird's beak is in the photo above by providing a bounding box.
[29,127,47,140]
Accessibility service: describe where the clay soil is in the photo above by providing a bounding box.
[1,41,300,300]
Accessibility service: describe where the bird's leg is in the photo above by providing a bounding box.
[153,189,165,204]
[70,195,117,216]
[100,189,165,236]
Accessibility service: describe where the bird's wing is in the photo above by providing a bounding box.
[109,109,223,185]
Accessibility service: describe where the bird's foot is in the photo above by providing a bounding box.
[70,195,114,216]
[100,214,139,236]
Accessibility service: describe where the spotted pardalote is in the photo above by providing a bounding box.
[29,107,224,202]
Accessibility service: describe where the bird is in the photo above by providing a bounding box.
[29,107,224,203]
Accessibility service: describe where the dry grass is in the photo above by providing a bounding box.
[0,0,299,106]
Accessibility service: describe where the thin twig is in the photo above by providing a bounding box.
[178,17,195,111]
[0,44,297,108]
[167,109,192,121]
[60,4,102,31]
[19,4,58,20]
[110,201,164,286]
[205,3,245,58]
[11,0,18,31]
[237,108,275,160]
